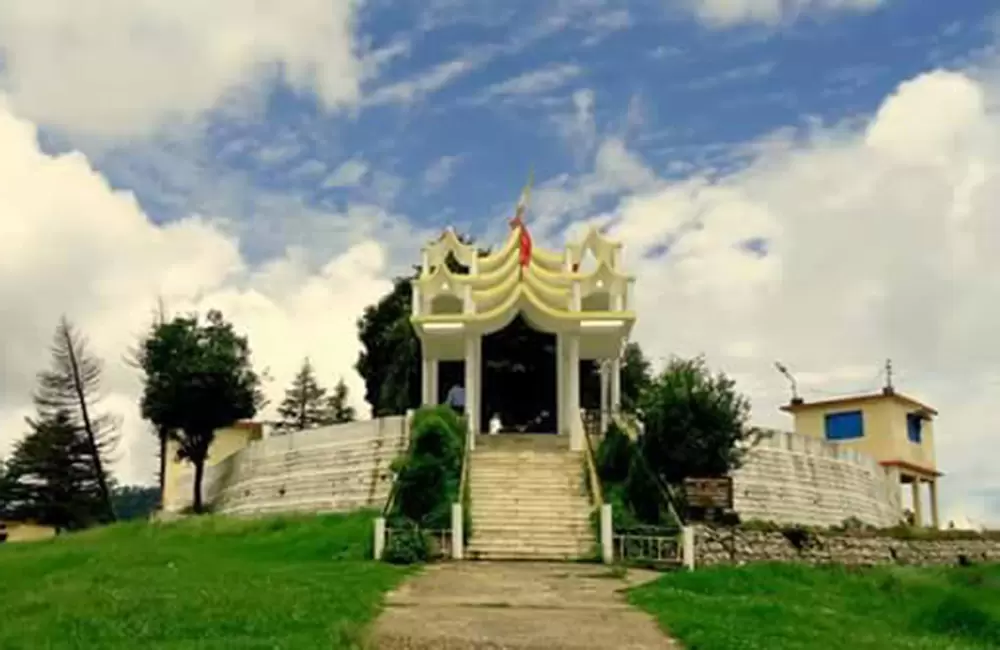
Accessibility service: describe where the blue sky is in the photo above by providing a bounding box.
[45,0,999,254]
[2,0,1000,522]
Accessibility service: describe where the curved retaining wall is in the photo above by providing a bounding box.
[165,416,410,516]
[732,430,903,528]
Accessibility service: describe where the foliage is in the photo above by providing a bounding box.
[135,309,264,513]
[0,457,9,519]
[383,520,431,565]
[327,377,356,424]
[0,512,410,649]
[111,485,160,521]
[3,411,112,531]
[356,277,421,416]
[390,406,464,530]
[276,357,331,431]
[630,563,1000,650]
[596,421,634,484]
[32,317,117,520]
[619,342,653,413]
[637,355,758,485]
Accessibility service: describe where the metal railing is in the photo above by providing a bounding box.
[612,531,682,566]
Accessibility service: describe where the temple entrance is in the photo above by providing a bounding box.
[480,315,557,434]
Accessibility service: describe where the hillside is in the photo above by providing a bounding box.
[630,562,1000,650]
[0,512,409,650]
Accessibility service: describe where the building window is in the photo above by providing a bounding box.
[824,410,864,440]
[907,413,923,443]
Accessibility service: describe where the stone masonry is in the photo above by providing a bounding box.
[731,429,903,528]
[695,525,1000,567]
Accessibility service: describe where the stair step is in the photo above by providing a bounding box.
[472,527,593,541]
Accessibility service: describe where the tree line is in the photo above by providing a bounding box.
[0,309,358,529]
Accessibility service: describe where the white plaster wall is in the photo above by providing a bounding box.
[165,416,410,515]
[732,430,903,528]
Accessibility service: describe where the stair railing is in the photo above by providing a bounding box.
[581,410,603,507]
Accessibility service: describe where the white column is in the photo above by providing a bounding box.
[421,357,433,405]
[556,334,566,437]
[610,355,622,417]
[374,517,386,560]
[429,360,439,405]
[600,503,613,564]
[682,525,695,570]
[599,361,610,434]
[464,335,480,445]
[451,503,464,560]
[568,334,582,451]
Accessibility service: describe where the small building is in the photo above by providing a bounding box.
[781,389,942,528]
[0,520,58,543]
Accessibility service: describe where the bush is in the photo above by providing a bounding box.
[596,421,633,484]
[383,521,431,565]
[390,406,465,530]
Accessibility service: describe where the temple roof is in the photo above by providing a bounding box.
[411,224,635,358]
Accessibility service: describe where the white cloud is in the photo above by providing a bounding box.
[552,89,598,161]
[689,0,886,27]
[0,102,396,485]
[423,155,462,191]
[0,0,365,137]
[365,52,493,106]
[322,158,371,188]
[540,65,1000,525]
[473,64,583,103]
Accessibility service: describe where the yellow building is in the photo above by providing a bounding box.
[781,389,942,528]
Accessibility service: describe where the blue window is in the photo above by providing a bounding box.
[824,410,864,441]
[907,413,923,443]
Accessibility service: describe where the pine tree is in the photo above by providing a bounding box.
[326,377,356,424]
[4,411,111,531]
[276,358,331,432]
[33,317,118,521]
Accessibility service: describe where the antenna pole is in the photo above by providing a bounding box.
[883,358,895,395]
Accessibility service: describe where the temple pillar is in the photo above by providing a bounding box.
[421,357,438,406]
[599,361,610,434]
[464,335,481,447]
[568,334,582,451]
[556,335,566,437]
[610,355,622,418]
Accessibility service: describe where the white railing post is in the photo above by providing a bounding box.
[451,503,464,560]
[600,503,613,564]
[682,525,695,570]
[374,517,386,560]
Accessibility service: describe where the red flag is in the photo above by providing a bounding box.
[518,224,532,268]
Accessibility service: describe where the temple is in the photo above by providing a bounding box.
[410,204,635,451]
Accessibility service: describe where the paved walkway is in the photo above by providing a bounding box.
[370,562,680,649]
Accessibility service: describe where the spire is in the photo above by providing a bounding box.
[510,168,534,228]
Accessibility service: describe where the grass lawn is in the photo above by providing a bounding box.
[0,511,411,650]
[629,562,1000,650]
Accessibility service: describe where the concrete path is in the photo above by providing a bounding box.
[370,562,680,649]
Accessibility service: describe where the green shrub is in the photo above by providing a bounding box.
[390,406,465,530]
[597,421,634,484]
[383,521,431,565]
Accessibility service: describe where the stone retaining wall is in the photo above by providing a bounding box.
[165,416,410,515]
[695,525,1000,567]
[732,429,903,528]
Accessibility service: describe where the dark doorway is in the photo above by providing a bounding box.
[481,314,557,433]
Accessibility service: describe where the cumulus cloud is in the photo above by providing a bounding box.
[689,0,886,27]
[548,67,1000,525]
[0,102,394,484]
[0,0,366,136]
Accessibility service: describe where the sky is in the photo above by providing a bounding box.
[1,0,999,528]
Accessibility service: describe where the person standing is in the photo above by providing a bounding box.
[444,382,466,415]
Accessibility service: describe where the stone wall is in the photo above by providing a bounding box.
[731,430,903,528]
[164,416,410,515]
[695,525,1000,567]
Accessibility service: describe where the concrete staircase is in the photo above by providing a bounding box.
[466,434,597,561]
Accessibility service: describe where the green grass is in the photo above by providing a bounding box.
[629,562,1000,650]
[0,511,411,650]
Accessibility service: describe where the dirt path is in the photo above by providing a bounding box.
[370,562,680,649]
